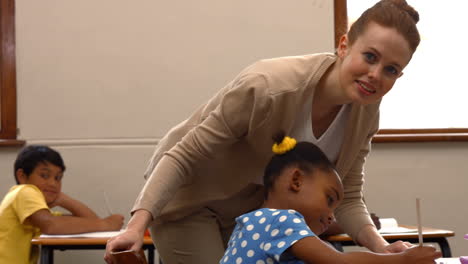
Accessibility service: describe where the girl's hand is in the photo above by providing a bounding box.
[401,245,442,264]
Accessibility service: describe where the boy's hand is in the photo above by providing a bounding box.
[102,214,125,231]
[47,192,68,208]
[401,245,442,264]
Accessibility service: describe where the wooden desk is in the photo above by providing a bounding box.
[31,236,155,264]
[323,225,455,257]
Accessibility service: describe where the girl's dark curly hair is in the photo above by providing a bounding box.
[263,131,335,199]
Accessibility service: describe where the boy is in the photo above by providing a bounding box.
[0,145,124,264]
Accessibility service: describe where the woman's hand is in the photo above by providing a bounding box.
[104,209,153,264]
[380,240,414,253]
[104,228,144,264]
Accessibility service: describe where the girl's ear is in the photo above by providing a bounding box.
[289,169,304,193]
[337,34,349,59]
[16,169,28,184]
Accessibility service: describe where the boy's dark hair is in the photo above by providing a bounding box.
[263,132,335,199]
[14,145,66,184]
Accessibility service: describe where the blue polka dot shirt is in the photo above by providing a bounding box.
[220,208,316,264]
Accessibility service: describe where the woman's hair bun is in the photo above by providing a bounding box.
[387,0,419,24]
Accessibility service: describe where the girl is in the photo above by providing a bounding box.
[220,134,440,264]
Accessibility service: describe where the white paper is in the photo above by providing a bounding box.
[436,258,461,264]
[378,218,418,234]
[39,230,122,238]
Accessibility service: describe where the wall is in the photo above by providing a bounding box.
[365,142,468,257]
[0,0,334,263]
[2,0,467,262]
[15,0,333,140]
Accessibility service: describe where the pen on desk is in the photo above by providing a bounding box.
[103,191,114,215]
[416,198,423,246]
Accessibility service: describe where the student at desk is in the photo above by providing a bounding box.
[220,134,441,264]
[0,145,125,264]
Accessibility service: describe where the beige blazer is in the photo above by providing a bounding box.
[133,53,380,239]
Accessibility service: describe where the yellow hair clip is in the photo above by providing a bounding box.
[272,136,297,154]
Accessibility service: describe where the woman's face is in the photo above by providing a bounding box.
[337,22,413,105]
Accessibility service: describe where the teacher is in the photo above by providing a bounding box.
[105,0,420,263]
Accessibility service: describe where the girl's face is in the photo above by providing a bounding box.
[337,22,413,105]
[17,161,63,205]
[295,169,343,235]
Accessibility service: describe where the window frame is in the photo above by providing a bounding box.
[334,0,468,142]
[0,0,22,145]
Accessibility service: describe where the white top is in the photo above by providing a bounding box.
[291,98,350,163]
[253,98,350,185]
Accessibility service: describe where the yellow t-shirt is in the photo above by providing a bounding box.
[0,184,50,264]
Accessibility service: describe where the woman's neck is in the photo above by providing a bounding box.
[313,59,351,115]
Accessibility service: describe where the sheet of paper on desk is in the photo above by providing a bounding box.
[436,258,461,264]
[378,218,418,234]
[39,230,122,238]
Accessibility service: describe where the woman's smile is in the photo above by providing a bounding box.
[356,80,376,95]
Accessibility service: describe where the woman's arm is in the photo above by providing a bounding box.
[334,113,383,247]
[356,224,415,253]
[320,213,381,236]
[124,209,153,235]
[334,113,413,253]
[355,224,390,252]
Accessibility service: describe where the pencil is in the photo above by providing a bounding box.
[103,191,114,215]
[416,198,423,246]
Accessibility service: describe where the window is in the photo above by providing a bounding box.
[336,0,468,142]
[0,0,18,142]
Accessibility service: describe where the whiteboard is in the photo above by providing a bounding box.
[16,0,334,140]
